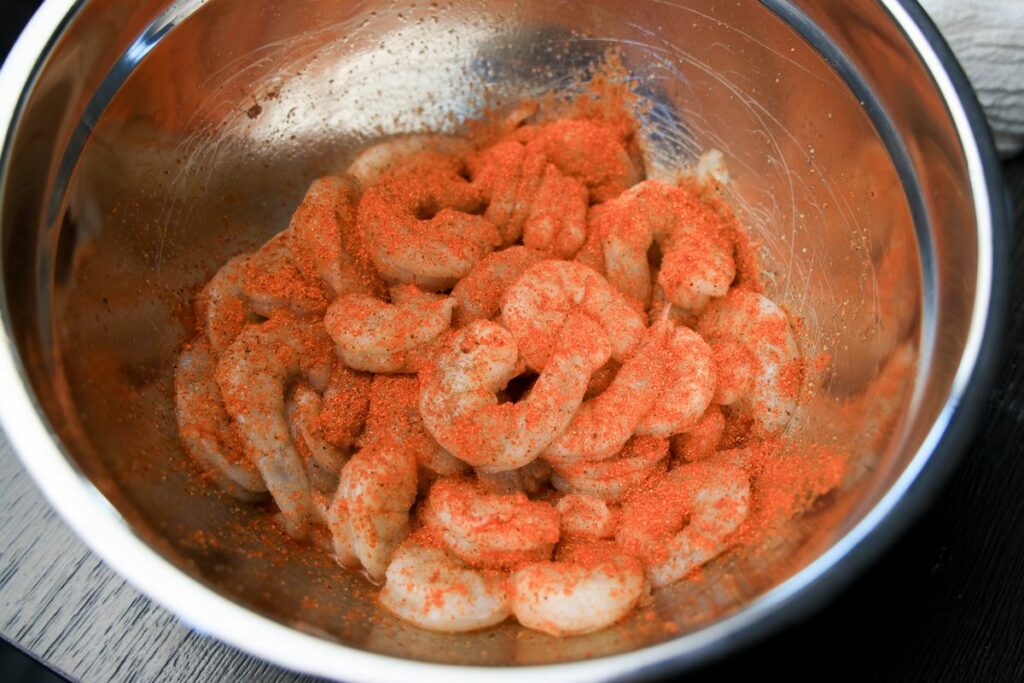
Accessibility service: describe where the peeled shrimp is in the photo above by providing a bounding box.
[380,542,510,633]
[697,289,801,436]
[616,460,749,586]
[543,320,672,464]
[363,375,467,477]
[358,156,501,290]
[324,289,456,373]
[451,246,545,327]
[332,439,418,579]
[708,339,755,406]
[551,435,669,502]
[347,134,472,189]
[468,140,547,244]
[670,405,725,463]
[593,180,735,311]
[215,319,334,538]
[423,478,559,569]
[287,174,384,298]
[500,259,645,372]
[556,494,616,539]
[511,544,645,636]
[513,118,643,203]
[635,325,716,438]
[174,339,267,500]
[286,384,345,493]
[419,316,611,472]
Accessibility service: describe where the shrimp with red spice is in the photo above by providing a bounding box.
[500,259,646,372]
[380,542,511,633]
[418,316,611,472]
[215,318,334,538]
[588,180,736,312]
[616,459,750,586]
[551,435,669,502]
[287,174,384,299]
[358,154,501,290]
[423,478,560,569]
[542,319,672,464]
[197,234,325,355]
[174,338,267,500]
[468,141,588,255]
[347,134,472,189]
[510,542,645,636]
[556,494,617,539]
[329,439,418,580]
[698,289,801,436]
[324,285,456,373]
[451,246,545,327]
[670,405,726,463]
[635,323,716,438]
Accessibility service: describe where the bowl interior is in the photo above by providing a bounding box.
[3,0,981,669]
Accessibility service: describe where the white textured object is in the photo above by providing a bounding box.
[921,0,1024,157]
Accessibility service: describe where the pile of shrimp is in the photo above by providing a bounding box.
[174,104,807,637]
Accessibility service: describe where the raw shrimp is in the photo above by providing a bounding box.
[358,157,501,290]
[513,118,643,202]
[314,363,373,451]
[324,288,456,373]
[419,316,611,472]
[500,259,645,372]
[635,325,716,438]
[556,494,616,539]
[708,339,755,406]
[543,320,672,464]
[451,246,545,327]
[215,318,334,538]
[521,163,589,258]
[332,439,418,579]
[287,174,384,298]
[551,435,669,502]
[197,234,325,355]
[286,385,345,493]
[174,339,267,500]
[347,134,472,189]
[363,375,467,478]
[468,140,547,244]
[511,543,644,636]
[670,405,725,463]
[593,180,735,311]
[380,542,511,633]
[616,460,750,586]
[423,478,560,569]
[697,289,801,436]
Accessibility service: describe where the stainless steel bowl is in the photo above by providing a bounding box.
[0,0,1008,680]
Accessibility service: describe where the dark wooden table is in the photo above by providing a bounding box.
[0,2,1022,680]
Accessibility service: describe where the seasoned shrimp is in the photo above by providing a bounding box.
[521,163,588,258]
[451,246,545,327]
[593,180,735,311]
[511,543,644,636]
[215,319,334,538]
[423,478,560,569]
[500,260,646,372]
[287,174,384,298]
[513,118,643,202]
[476,458,552,496]
[286,384,345,493]
[332,439,418,579]
[543,320,672,464]
[419,316,611,472]
[324,289,456,373]
[556,494,616,539]
[635,325,716,438]
[551,435,669,502]
[347,134,472,189]
[616,460,750,586]
[697,289,801,436]
[363,375,467,478]
[358,157,502,290]
[670,405,725,463]
[468,140,547,244]
[708,339,755,406]
[174,339,267,500]
[380,542,511,633]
